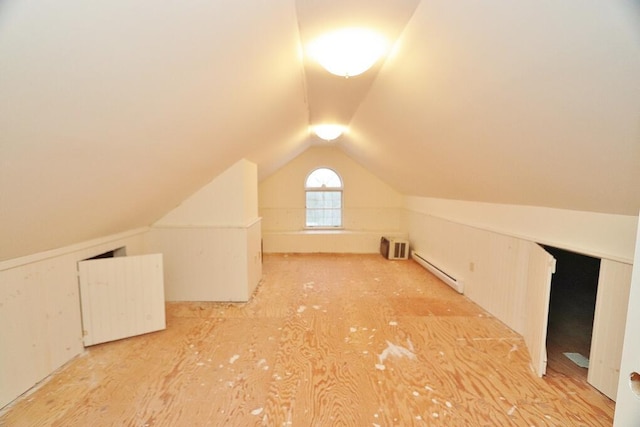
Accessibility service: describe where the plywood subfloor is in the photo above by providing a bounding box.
[0,254,614,426]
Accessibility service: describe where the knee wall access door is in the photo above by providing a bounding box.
[78,254,166,346]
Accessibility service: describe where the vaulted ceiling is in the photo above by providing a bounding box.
[1,0,639,261]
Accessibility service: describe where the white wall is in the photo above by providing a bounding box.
[0,229,148,409]
[259,145,405,253]
[406,197,637,263]
[156,158,258,227]
[150,159,262,301]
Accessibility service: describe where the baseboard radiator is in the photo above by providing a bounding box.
[412,251,464,294]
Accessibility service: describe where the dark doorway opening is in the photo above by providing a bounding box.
[84,247,127,261]
[544,245,600,379]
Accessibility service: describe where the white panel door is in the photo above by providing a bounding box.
[78,254,166,346]
[613,214,640,426]
[523,243,556,377]
[589,259,633,400]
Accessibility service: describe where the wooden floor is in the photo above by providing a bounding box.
[0,254,614,426]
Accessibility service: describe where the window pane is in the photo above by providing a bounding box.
[305,168,342,188]
[306,191,342,227]
[306,191,341,208]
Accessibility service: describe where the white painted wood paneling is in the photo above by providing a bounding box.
[407,210,530,334]
[463,227,530,335]
[260,207,403,233]
[78,254,166,346]
[522,244,555,377]
[262,229,405,254]
[0,230,148,409]
[405,196,637,264]
[0,259,81,409]
[246,219,263,297]
[147,221,262,302]
[589,259,633,400]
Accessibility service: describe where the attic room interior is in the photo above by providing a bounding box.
[0,0,639,425]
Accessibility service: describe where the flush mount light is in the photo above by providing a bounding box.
[312,124,346,141]
[307,28,389,78]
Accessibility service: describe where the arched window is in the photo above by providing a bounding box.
[305,168,343,228]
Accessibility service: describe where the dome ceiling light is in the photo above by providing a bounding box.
[312,124,346,141]
[307,28,389,78]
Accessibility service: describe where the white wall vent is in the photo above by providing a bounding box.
[380,236,409,260]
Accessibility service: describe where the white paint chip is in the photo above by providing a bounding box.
[229,355,240,364]
[412,391,419,397]
[388,321,398,326]
[297,305,307,313]
[378,340,417,365]
[375,364,386,371]
[251,407,264,416]
[350,327,357,333]
[507,405,517,416]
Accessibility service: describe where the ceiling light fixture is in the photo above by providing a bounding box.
[307,28,389,78]
[312,124,346,141]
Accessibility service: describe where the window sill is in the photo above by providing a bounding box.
[304,227,344,231]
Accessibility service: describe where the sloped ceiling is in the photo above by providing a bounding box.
[0,0,639,261]
[0,0,307,260]
[344,0,640,215]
